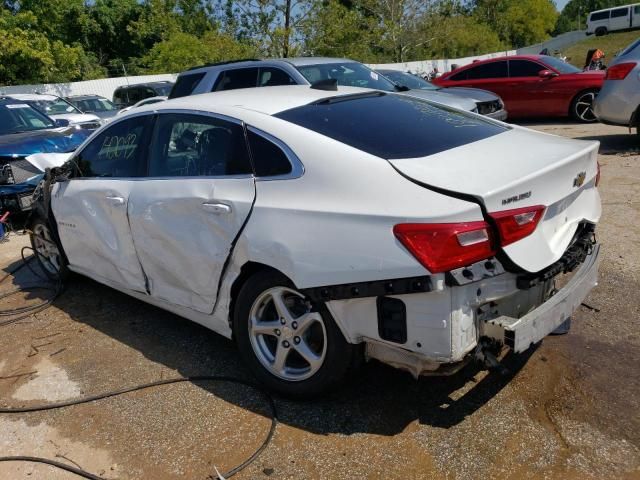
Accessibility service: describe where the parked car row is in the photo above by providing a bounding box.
[21,53,602,396]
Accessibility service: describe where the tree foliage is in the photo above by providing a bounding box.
[0,0,567,85]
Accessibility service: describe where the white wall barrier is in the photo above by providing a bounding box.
[368,50,517,75]
[0,74,176,101]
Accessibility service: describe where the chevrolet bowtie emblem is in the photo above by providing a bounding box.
[573,171,586,188]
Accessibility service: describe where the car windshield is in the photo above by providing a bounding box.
[71,97,118,113]
[275,93,507,160]
[379,70,439,91]
[541,56,581,74]
[295,62,397,92]
[30,98,79,115]
[154,84,173,95]
[0,102,56,134]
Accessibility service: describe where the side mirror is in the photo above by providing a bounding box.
[54,118,70,128]
[539,70,558,79]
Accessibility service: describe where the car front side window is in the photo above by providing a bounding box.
[509,60,545,77]
[213,68,259,91]
[71,116,151,178]
[148,113,252,177]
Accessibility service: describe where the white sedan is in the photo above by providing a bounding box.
[28,86,601,397]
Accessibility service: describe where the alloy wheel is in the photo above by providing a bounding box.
[248,286,327,382]
[574,91,597,122]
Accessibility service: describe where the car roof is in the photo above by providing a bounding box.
[65,94,108,100]
[134,85,375,117]
[4,93,59,101]
[182,57,360,74]
[280,57,354,67]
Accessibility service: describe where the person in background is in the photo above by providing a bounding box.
[584,49,606,71]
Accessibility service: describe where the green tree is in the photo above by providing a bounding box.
[141,30,256,73]
[474,0,558,48]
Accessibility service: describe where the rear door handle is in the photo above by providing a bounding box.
[105,195,125,206]
[202,202,232,214]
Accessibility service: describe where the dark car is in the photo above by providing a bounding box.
[0,98,91,213]
[433,55,605,122]
[113,81,174,108]
[65,94,120,122]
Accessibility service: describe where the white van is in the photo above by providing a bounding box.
[587,3,640,36]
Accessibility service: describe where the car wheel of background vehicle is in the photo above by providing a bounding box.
[595,27,607,36]
[571,89,599,123]
[233,270,360,398]
[30,217,69,281]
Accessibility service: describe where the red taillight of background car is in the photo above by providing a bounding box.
[393,222,496,273]
[489,205,546,247]
[605,62,636,80]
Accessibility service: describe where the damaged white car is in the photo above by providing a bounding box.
[27,86,601,397]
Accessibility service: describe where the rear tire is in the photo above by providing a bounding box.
[29,217,69,281]
[570,89,599,123]
[233,270,360,398]
[595,27,607,36]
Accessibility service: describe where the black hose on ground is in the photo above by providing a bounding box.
[0,245,278,479]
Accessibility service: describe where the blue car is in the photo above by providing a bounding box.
[0,97,92,213]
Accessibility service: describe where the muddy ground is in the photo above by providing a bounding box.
[0,121,638,480]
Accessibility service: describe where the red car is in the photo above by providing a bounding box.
[433,55,605,122]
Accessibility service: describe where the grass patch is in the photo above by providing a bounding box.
[563,30,640,68]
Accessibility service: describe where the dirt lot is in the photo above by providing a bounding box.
[0,120,639,480]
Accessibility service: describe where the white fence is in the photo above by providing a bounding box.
[0,50,520,100]
[0,74,176,101]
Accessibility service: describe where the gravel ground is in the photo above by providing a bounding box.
[0,120,639,480]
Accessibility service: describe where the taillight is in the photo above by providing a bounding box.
[596,161,601,186]
[605,62,636,80]
[489,205,545,247]
[393,222,496,273]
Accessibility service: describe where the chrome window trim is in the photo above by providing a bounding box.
[246,125,304,181]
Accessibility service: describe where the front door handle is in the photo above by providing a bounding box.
[202,202,232,214]
[106,195,125,206]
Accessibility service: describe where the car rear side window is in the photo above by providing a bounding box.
[72,116,152,178]
[611,7,628,17]
[590,11,609,21]
[509,60,545,77]
[170,72,206,99]
[466,61,508,79]
[247,129,292,177]
[275,93,508,160]
[149,113,252,177]
[213,68,259,91]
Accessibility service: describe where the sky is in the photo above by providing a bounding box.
[555,0,571,10]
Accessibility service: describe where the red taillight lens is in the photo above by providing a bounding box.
[596,161,601,186]
[605,62,636,80]
[393,222,496,273]
[489,205,545,247]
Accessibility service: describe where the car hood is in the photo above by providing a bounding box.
[400,89,477,112]
[0,127,91,157]
[441,86,501,103]
[50,113,101,124]
[389,126,601,272]
[90,110,119,120]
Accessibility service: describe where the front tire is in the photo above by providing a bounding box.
[233,271,359,398]
[571,89,599,123]
[29,217,68,281]
[595,27,607,36]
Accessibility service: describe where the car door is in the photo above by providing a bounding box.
[634,5,640,27]
[127,112,256,313]
[52,114,153,292]
[506,59,555,117]
[453,60,512,104]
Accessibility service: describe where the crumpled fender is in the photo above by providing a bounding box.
[24,152,73,172]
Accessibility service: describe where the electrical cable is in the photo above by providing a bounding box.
[0,244,278,479]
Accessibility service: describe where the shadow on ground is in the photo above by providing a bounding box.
[1,258,537,437]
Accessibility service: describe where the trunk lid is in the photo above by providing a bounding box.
[389,126,601,272]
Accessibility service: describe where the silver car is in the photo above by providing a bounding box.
[170,57,503,118]
[593,38,640,134]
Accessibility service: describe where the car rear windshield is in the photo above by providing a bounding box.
[169,72,206,99]
[620,38,640,56]
[541,56,581,74]
[274,93,508,160]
